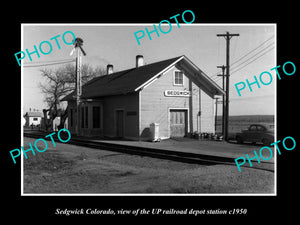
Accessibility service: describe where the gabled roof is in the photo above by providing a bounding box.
[24,111,43,117]
[62,55,224,101]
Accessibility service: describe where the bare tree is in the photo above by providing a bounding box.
[39,63,106,131]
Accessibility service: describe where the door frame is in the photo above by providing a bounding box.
[168,108,189,138]
[114,108,125,138]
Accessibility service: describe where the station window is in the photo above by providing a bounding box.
[174,71,183,86]
[81,107,85,128]
[85,106,88,128]
[92,106,101,129]
[33,118,38,121]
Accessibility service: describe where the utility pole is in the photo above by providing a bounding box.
[73,37,86,135]
[75,47,82,135]
[214,97,220,134]
[217,65,226,137]
[217,32,239,141]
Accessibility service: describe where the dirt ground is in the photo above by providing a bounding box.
[23,137,275,194]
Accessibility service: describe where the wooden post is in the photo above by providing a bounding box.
[217,32,239,141]
[217,65,226,137]
[75,48,82,135]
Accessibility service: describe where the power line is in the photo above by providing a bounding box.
[23,59,75,68]
[213,42,274,81]
[230,42,274,72]
[231,46,274,75]
[230,35,274,66]
[211,35,274,81]
[213,44,274,83]
[23,59,75,65]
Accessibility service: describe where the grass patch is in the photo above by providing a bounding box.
[24,151,75,172]
[22,138,274,194]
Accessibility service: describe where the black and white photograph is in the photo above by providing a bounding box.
[21,24,276,195]
[4,4,298,220]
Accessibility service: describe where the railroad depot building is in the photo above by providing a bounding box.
[63,55,224,140]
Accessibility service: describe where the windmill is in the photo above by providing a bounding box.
[71,37,87,134]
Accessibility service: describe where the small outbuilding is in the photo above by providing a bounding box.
[24,111,43,127]
[62,55,224,140]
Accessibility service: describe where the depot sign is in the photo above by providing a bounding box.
[164,90,191,97]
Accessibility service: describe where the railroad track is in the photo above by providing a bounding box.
[23,132,274,173]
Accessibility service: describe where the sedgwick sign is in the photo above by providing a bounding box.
[164,90,191,97]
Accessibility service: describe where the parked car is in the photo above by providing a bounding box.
[235,124,274,145]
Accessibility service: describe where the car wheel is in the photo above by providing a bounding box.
[236,136,243,144]
[262,138,271,146]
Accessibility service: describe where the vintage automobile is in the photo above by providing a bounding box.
[235,124,274,145]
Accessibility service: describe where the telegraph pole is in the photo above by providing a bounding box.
[217,65,226,137]
[73,37,86,135]
[214,97,220,133]
[217,32,239,141]
[75,47,82,135]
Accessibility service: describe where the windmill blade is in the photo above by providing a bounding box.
[70,47,75,56]
[79,46,87,56]
[75,37,84,45]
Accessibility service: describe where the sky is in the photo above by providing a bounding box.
[22,24,275,116]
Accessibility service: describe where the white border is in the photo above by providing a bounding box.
[21,24,24,194]
[274,23,277,195]
[21,23,277,196]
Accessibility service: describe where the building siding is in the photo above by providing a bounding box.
[140,65,215,139]
[66,60,218,140]
[25,116,42,126]
[200,90,215,133]
[103,93,139,139]
[68,93,139,139]
[67,100,104,137]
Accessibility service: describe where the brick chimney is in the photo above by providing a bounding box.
[107,64,113,75]
[136,55,144,68]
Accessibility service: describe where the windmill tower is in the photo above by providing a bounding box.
[73,37,86,135]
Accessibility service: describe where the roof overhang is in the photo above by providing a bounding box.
[177,56,225,98]
[62,55,225,102]
[134,56,184,92]
[135,55,225,98]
